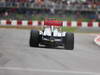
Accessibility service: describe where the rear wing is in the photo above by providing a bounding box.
[44,20,63,26]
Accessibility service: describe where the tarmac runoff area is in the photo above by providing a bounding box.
[0,28,100,75]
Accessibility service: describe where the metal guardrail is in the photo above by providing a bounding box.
[0,2,99,11]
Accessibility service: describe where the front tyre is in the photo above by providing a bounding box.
[64,32,74,50]
[29,30,40,47]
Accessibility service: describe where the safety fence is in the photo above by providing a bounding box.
[0,20,100,27]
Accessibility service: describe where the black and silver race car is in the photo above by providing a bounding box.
[29,20,74,50]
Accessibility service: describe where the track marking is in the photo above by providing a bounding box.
[0,67,99,75]
[94,36,100,46]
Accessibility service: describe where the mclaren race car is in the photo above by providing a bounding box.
[29,19,74,50]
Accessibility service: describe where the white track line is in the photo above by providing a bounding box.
[0,67,99,75]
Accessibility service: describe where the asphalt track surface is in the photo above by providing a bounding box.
[0,28,100,75]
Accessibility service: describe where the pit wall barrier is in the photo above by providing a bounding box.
[0,20,100,27]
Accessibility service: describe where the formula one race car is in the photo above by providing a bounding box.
[29,19,74,50]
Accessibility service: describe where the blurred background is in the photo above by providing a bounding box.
[0,0,99,22]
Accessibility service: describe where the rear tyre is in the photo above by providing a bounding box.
[64,32,74,50]
[29,30,40,47]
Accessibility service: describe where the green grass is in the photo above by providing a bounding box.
[3,14,99,22]
[61,27,77,32]
[0,25,77,32]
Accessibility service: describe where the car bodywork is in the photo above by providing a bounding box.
[39,26,66,46]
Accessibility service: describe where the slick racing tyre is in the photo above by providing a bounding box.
[29,30,40,47]
[64,32,74,50]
